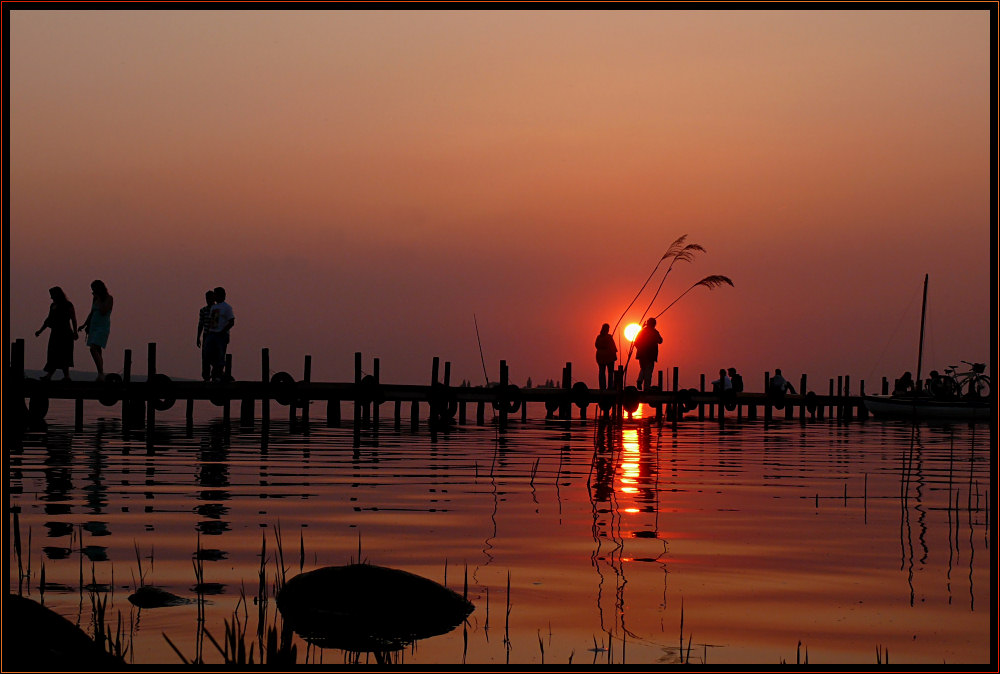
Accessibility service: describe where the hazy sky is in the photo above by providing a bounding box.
[7,9,993,390]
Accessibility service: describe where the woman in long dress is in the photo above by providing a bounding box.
[35,286,78,380]
[79,280,113,381]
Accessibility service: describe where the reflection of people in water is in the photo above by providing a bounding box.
[35,286,78,381]
[594,323,617,390]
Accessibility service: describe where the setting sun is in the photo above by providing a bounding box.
[624,323,641,342]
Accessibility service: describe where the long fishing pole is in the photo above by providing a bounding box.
[474,314,490,387]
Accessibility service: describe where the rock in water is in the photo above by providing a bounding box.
[5,594,125,669]
[127,585,190,608]
[276,563,474,652]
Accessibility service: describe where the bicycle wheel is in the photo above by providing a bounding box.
[960,374,990,398]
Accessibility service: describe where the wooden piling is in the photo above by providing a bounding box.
[410,399,419,431]
[328,398,341,427]
[122,349,132,430]
[222,354,232,429]
[302,355,313,427]
[371,357,379,431]
[559,362,571,420]
[146,343,156,434]
[354,352,362,430]
[799,374,808,422]
[499,360,509,429]
[763,372,771,423]
[476,400,485,425]
[261,348,270,429]
[698,374,706,420]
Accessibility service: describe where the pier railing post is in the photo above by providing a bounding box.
[146,343,156,437]
[372,357,380,432]
[764,372,772,423]
[499,360,509,430]
[354,352,362,432]
[302,355,312,430]
[799,374,808,422]
[261,348,270,430]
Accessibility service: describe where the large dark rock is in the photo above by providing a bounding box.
[276,564,474,652]
[4,594,125,670]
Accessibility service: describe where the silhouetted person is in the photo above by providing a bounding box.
[594,323,618,390]
[196,290,216,381]
[205,286,235,382]
[35,286,78,380]
[927,370,954,399]
[893,371,914,395]
[769,368,796,395]
[633,318,662,391]
[728,367,744,393]
[78,280,113,381]
[711,368,732,393]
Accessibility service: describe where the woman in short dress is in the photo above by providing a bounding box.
[35,286,78,380]
[79,280,113,381]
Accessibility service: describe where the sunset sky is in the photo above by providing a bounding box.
[6,9,993,390]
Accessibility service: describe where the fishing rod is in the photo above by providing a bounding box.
[474,313,490,387]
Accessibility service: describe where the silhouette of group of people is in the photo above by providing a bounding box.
[35,283,235,383]
[594,320,796,398]
[894,369,959,399]
[711,367,745,394]
[196,287,236,382]
[35,280,113,381]
[594,318,663,391]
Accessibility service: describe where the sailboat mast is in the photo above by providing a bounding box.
[916,273,928,390]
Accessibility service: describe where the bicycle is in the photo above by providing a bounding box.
[942,361,991,399]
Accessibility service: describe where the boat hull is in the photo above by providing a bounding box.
[862,395,991,421]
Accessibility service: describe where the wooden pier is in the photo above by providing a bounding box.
[11,340,876,436]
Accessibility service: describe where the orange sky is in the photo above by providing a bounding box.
[5,9,993,389]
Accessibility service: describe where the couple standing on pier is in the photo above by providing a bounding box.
[34,280,113,381]
[196,287,236,382]
[595,318,663,391]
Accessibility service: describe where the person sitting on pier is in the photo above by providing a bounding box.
[594,323,618,390]
[927,370,955,399]
[727,367,744,393]
[633,318,662,391]
[892,371,915,396]
[711,368,732,394]
[769,368,796,395]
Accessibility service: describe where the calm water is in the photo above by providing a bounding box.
[7,400,992,666]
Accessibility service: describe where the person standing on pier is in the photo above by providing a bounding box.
[633,317,662,391]
[205,286,235,382]
[595,323,618,390]
[196,290,216,381]
[35,286,78,380]
[78,280,113,381]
